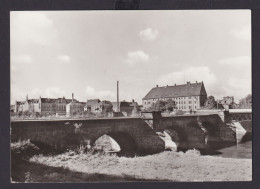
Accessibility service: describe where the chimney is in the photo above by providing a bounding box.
[196,81,197,83]
[156,85,158,87]
[132,99,134,103]
[72,93,74,102]
[175,83,176,86]
[117,81,120,112]
[26,94,28,102]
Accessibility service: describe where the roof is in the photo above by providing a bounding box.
[129,101,138,107]
[143,82,207,100]
[86,99,100,106]
[40,98,57,103]
[98,101,113,106]
[111,101,134,108]
[16,97,79,104]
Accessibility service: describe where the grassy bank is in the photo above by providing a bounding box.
[11,140,252,182]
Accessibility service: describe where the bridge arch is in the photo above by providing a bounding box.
[92,131,138,157]
[163,125,188,150]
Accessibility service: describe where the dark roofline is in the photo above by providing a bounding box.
[151,82,203,90]
[142,81,205,100]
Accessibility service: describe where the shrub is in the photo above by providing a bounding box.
[11,139,40,158]
[185,149,201,156]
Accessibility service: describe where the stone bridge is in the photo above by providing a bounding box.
[11,110,252,156]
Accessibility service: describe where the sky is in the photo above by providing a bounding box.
[10,10,251,104]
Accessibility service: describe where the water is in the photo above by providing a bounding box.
[214,140,252,159]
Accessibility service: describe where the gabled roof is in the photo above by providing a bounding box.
[143,82,207,100]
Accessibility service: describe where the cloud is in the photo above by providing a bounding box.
[220,72,251,101]
[125,51,150,66]
[230,25,250,40]
[139,28,159,41]
[11,87,67,102]
[11,54,32,64]
[85,86,115,100]
[158,66,217,86]
[45,87,66,98]
[11,12,57,46]
[218,56,251,67]
[57,55,71,64]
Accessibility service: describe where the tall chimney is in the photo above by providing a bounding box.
[26,94,28,102]
[72,93,74,102]
[117,81,120,112]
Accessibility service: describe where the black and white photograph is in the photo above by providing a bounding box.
[10,10,252,182]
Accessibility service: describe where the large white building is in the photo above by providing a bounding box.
[142,81,207,111]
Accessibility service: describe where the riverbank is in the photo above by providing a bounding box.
[11,141,252,182]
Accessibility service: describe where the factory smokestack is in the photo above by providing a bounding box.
[117,81,120,112]
[72,93,74,102]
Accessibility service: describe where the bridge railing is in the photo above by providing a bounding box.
[229,109,252,113]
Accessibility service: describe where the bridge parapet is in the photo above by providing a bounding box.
[223,109,252,123]
[141,111,162,131]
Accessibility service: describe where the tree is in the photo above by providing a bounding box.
[131,103,140,116]
[148,99,176,112]
[35,112,41,118]
[203,96,217,109]
[18,111,23,117]
[239,94,252,109]
[165,99,176,112]
[23,110,29,117]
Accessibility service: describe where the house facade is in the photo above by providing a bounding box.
[84,99,101,113]
[14,94,83,116]
[84,99,113,114]
[112,100,139,116]
[142,81,207,111]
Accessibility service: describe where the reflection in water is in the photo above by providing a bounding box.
[214,140,252,159]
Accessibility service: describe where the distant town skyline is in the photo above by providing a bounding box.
[11,10,251,104]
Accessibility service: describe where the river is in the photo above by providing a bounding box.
[214,140,252,159]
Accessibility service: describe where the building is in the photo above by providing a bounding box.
[84,99,101,113]
[218,96,238,110]
[66,93,85,116]
[84,99,113,114]
[14,93,83,116]
[142,81,207,111]
[112,100,139,116]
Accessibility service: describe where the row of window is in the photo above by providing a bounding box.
[150,96,198,101]
[177,106,195,110]
[145,100,197,105]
